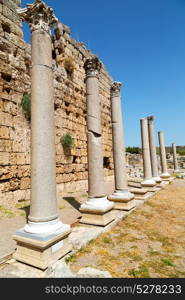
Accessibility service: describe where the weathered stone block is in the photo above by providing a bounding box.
[20,177,30,190]
[0,126,9,139]
[0,139,12,151]
[13,189,26,201]
[3,0,19,12]
[0,152,9,165]
[80,210,115,226]
[2,4,22,26]
[16,153,26,165]
[17,165,30,178]
[0,112,13,126]
[13,231,72,270]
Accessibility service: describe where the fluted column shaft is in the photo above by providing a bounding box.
[85,58,105,198]
[111,83,127,190]
[107,82,134,209]
[29,28,58,223]
[79,57,114,224]
[147,116,161,182]
[172,143,179,172]
[158,131,170,177]
[17,0,69,234]
[140,118,156,186]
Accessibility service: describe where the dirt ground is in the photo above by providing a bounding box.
[66,179,185,278]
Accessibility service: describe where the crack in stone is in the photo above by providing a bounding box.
[88,130,101,138]
[32,64,52,70]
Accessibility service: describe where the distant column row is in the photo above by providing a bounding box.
[140,116,180,186]
[13,0,179,271]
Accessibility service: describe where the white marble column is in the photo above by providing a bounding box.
[108,82,135,210]
[158,131,170,178]
[140,118,156,187]
[172,143,180,172]
[147,116,161,183]
[79,57,114,226]
[13,0,71,270]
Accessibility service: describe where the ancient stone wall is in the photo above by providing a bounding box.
[0,0,114,204]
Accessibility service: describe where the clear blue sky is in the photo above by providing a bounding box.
[21,0,185,147]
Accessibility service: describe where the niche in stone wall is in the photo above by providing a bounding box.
[1,73,12,82]
[1,23,11,34]
[72,156,77,163]
[103,157,111,169]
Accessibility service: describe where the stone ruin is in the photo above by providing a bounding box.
[0,1,181,273]
[0,0,114,206]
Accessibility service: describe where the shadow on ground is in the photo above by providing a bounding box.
[63,197,81,210]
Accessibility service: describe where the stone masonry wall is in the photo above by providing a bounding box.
[0,0,114,204]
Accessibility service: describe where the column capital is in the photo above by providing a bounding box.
[111,82,122,97]
[84,56,102,77]
[17,0,58,33]
[147,115,155,123]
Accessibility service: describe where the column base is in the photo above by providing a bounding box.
[80,196,114,213]
[24,218,68,234]
[141,178,156,187]
[153,176,162,183]
[160,173,170,179]
[130,187,150,200]
[107,189,135,211]
[128,179,142,188]
[173,169,180,173]
[79,196,115,226]
[113,200,136,211]
[13,222,71,270]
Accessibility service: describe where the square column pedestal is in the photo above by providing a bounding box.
[160,173,172,184]
[80,197,115,226]
[13,223,71,270]
[108,190,136,211]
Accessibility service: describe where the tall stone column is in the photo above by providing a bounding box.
[147,116,161,183]
[107,82,135,211]
[158,131,170,178]
[80,57,114,226]
[172,143,180,172]
[140,118,156,187]
[13,0,71,270]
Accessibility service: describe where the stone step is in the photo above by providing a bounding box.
[130,187,148,195]
[128,181,142,188]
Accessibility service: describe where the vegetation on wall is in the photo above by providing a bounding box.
[64,57,75,79]
[61,132,74,153]
[21,93,31,120]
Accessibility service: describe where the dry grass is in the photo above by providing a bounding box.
[69,180,185,278]
[0,200,30,219]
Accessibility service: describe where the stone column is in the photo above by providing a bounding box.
[147,116,161,183]
[172,143,180,172]
[13,0,71,270]
[107,82,135,211]
[140,118,156,187]
[79,57,114,226]
[158,131,170,178]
